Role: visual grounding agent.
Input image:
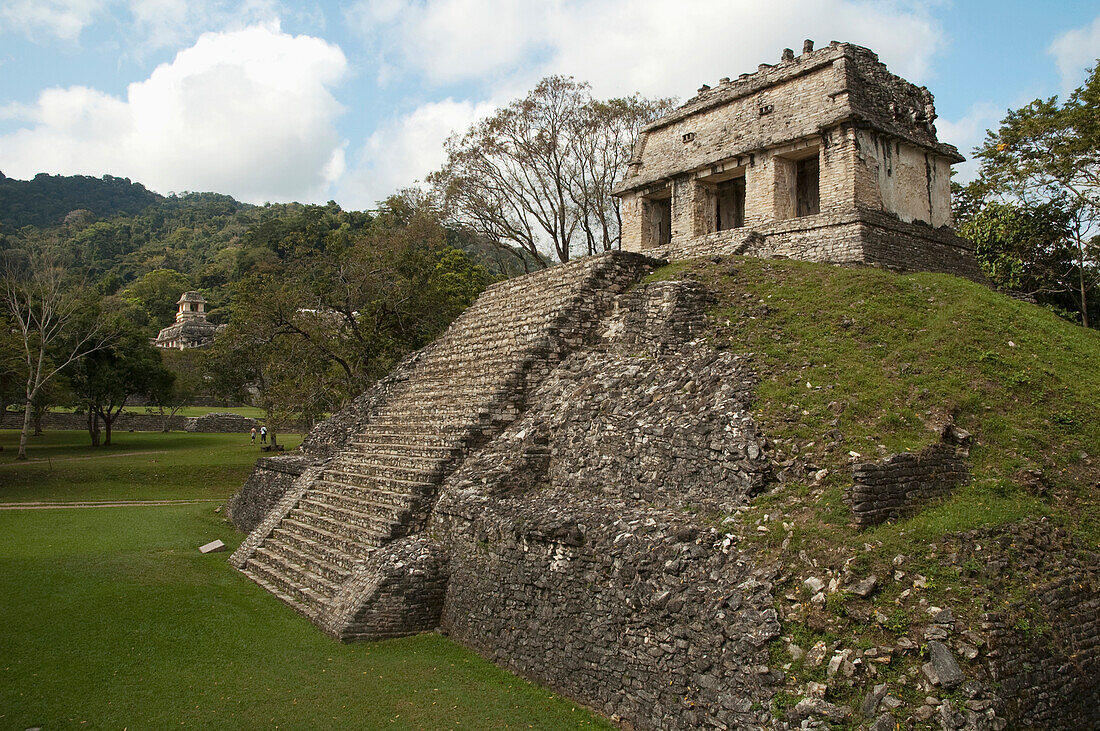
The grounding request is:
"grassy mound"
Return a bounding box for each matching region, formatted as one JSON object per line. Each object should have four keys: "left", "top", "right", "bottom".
{"left": 650, "top": 257, "right": 1099, "bottom": 725}
{"left": 649, "top": 256, "right": 1099, "bottom": 546}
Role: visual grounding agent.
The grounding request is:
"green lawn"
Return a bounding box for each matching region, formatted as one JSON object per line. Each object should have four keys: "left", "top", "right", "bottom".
{"left": 0, "top": 432, "right": 609, "bottom": 728}
{"left": 0, "top": 431, "right": 303, "bottom": 502}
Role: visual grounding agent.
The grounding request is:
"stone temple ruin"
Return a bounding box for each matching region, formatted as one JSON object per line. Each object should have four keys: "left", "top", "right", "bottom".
{"left": 614, "top": 40, "right": 982, "bottom": 279}
{"left": 227, "top": 43, "right": 1097, "bottom": 731}
{"left": 154, "top": 291, "right": 219, "bottom": 349}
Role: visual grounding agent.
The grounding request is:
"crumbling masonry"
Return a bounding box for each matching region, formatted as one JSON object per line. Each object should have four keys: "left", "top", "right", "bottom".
{"left": 613, "top": 40, "right": 982, "bottom": 278}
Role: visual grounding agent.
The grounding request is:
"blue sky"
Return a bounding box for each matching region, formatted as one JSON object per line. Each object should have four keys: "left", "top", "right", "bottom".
{"left": 1, "top": 1, "right": 1098, "bottom": 210}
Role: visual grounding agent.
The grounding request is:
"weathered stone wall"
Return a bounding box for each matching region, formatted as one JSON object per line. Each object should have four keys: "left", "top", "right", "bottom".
{"left": 643, "top": 209, "right": 982, "bottom": 281}
{"left": 624, "top": 43, "right": 848, "bottom": 190}
{"left": 0, "top": 410, "right": 258, "bottom": 433}
{"left": 324, "top": 535, "right": 449, "bottom": 642}
{"left": 845, "top": 44, "right": 944, "bottom": 150}
{"left": 858, "top": 209, "right": 984, "bottom": 280}
{"left": 226, "top": 455, "right": 317, "bottom": 533}
{"left": 947, "top": 521, "right": 1100, "bottom": 731}
{"left": 435, "top": 498, "right": 781, "bottom": 730}
{"left": 854, "top": 130, "right": 953, "bottom": 227}
{"left": 846, "top": 443, "right": 969, "bottom": 527}
{"left": 416, "top": 282, "right": 780, "bottom": 729}
{"left": 184, "top": 412, "right": 260, "bottom": 433}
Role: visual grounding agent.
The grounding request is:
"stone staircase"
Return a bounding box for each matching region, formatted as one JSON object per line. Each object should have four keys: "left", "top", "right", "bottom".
{"left": 230, "top": 252, "right": 656, "bottom": 631}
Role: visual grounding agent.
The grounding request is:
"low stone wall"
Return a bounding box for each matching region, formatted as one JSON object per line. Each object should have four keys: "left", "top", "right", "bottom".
{"left": 859, "top": 209, "right": 985, "bottom": 281}
{"left": 184, "top": 412, "right": 260, "bottom": 433}
{"left": 946, "top": 521, "right": 1100, "bottom": 731}
{"left": 226, "top": 455, "right": 318, "bottom": 533}
{"left": 1, "top": 411, "right": 189, "bottom": 432}
{"left": 846, "top": 443, "right": 968, "bottom": 527}
{"left": 1, "top": 410, "right": 267, "bottom": 434}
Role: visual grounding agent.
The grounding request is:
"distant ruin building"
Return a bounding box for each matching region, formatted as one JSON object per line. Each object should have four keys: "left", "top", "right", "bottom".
{"left": 613, "top": 40, "right": 981, "bottom": 278}
{"left": 154, "top": 291, "right": 219, "bottom": 349}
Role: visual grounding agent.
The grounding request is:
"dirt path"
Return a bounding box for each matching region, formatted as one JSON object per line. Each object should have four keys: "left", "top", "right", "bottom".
{"left": 0, "top": 499, "right": 224, "bottom": 510}
{"left": 0, "top": 450, "right": 169, "bottom": 467}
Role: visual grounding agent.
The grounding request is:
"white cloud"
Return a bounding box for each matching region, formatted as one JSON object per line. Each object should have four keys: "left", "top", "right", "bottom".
{"left": 337, "top": 97, "right": 496, "bottom": 209}
{"left": 338, "top": 0, "right": 946, "bottom": 207}
{"left": 0, "top": 0, "right": 104, "bottom": 41}
{"left": 1049, "top": 13, "right": 1100, "bottom": 94}
{"left": 0, "top": 23, "right": 348, "bottom": 203}
{"left": 346, "top": 0, "right": 943, "bottom": 98}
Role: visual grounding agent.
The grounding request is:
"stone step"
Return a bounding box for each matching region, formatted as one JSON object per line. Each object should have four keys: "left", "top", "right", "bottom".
{"left": 321, "top": 466, "right": 442, "bottom": 492}
{"left": 336, "top": 448, "right": 458, "bottom": 470}
{"left": 345, "top": 439, "right": 462, "bottom": 457}
{"left": 244, "top": 553, "right": 329, "bottom": 611}
{"left": 252, "top": 545, "right": 341, "bottom": 599}
{"left": 269, "top": 523, "right": 373, "bottom": 571}
{"left": 240, "top": 566, "right": 318, "bottom": 619}
{"left": 307, "top": 485, "right": 413, "bottom": 521}
{"left": 262, "top": 534, "right": 351, "bottom": 584}
{"left": 351, "top": 431, "right": 464, "bottom": 449}
{"left": 287, "top": 502, "right": 400, "bottom": 543}
{"left": 280, "top": 516, "right": 386, "bottom": 555}
{"left": 313, "top": 478, "right": 432, "bottom": 510}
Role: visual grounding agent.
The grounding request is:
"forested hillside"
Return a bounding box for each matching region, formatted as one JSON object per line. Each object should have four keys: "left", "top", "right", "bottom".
{"left": 0, "top": 172, "right": 163, "bottom": 230}
{"left": 0, "top": 173, "right": 532, "bottom": 451}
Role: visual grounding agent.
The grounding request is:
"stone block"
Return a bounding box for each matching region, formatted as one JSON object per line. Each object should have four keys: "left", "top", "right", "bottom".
{"left": 199, "top": 539, "right": 226, "bottom": 554}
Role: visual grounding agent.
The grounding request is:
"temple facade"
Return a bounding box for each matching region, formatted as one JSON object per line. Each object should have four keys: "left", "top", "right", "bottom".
{"left": 613, "top": 40, "right": 981, "bottom": 278}
{"left": 154, "top": 291, "right": 219, "bottom": 349}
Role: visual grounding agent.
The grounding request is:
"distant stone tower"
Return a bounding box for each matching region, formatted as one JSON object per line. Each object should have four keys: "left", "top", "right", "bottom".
{"left": 154, "top": 291, "right": 219, "bottom": 349}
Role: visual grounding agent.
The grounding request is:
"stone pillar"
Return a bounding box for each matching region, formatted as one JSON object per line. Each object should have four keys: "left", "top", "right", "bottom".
{"left": 820, "top": 128, "right": 856, "bottom": 215}
{"left": 619, "top": 192, "right": 644, "bottom": 253}
{"left": 743, "top": 154, "right": 774, "bottom": 227}
{"left": 670, "top": 175, "right": 699, "bottom": 245}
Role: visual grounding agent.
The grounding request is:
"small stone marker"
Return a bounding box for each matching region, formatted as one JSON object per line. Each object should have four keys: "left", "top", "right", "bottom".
{"left": 199, "top": 539, "right": 226, "bottom": 554}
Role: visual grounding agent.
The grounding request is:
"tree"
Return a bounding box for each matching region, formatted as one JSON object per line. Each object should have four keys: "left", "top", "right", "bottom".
{"left": 68, "top": 312, "right": 173, "bottom": 446}
{"left": 957, "top": 197, "right": 1096, "bottom": 319}
{"left": 973, "top": 60, "right": 1100, "bottom": 326}
{"left": 121, "top": 268, "right": 193, "bottom": 330}
{"left": 431, "top": 77, "right": 674, "bottom": 267}
{"left": 0, "top": 308, "right": 24, "bottom": 420}
{"left": 205, "top": 193, "right": 491, "bottom": 433}
{"left": 148, "top": 349, "right": 204, "bottom": 431}
{"left": 2, "top": 241, "right": 111, "bottom": 459}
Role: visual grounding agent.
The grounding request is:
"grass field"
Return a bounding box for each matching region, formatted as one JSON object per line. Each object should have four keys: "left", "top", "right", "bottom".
{"left": 0, "top": 430, "right": 303, "bottom": 502}
{"left": 0, "top": 431, "right": 609, "bottom": 729}
{"left": 12, "top": 405, "right": 269, "bottom": 418}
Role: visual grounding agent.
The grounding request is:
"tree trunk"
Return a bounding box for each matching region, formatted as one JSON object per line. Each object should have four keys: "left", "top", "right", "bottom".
{"left": 18, "top": 398, "right": 32, "bottom": 460}
{"left": 102, "top": 410, "right": 115, "bottom": 446}
{"left": 1078, "top": 243, "right": 1089, "bottom": 328}
{"left": 87, "top": 408, "right": 100, "bottom": 448}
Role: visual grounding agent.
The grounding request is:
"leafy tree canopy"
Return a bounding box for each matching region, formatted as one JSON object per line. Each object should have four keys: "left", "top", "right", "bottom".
{"left": 969, "top": 59, "right": 1100, "bottom": 326}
